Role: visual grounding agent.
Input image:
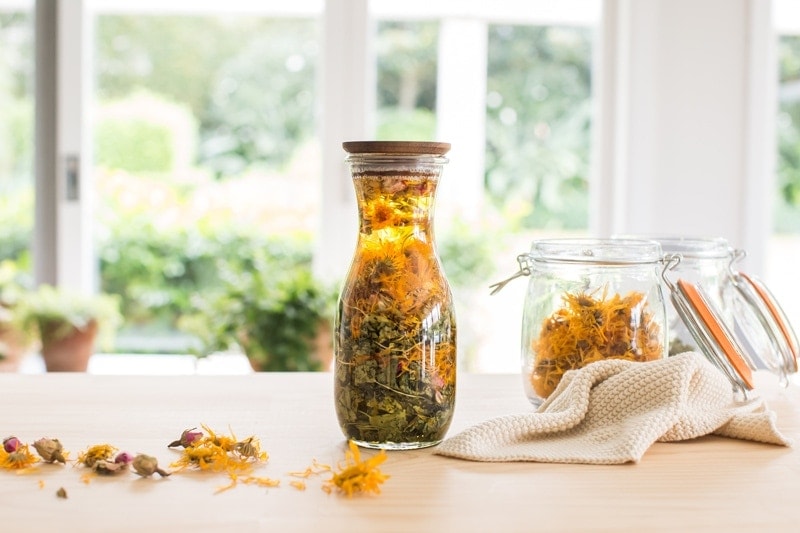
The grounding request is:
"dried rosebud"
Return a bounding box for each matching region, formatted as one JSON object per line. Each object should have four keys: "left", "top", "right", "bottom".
{"left": 168, "top": 428, "right": 203, "bottom": 448}
{"left": 33, "top": 438, "right": 67, "bottom": 464}
{"left": 114, "top": 452, "right": 134, "bottom": 465}
{"left": 3, "top": 436, "right": 21, "bottom": 453}
{"left": 132, "top": 454, "right": 170, "bottom": 478}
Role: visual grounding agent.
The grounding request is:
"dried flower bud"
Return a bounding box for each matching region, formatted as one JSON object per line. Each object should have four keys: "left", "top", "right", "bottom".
{"left": 93, "top": 459, "right": 128, "bottom": 475}
{"left": 168, "top": 428, "right": 203, "bottom": 448}
{"left": 33, "top": 438, "right": 67, "bottom": 464}
{"left": 3, "top": 436, "right": 21, "bottom": 453}
{"left": 132, "top": 454, "right": 170, "bottom": 478}
{"left": 114, "top": 452, "right": 134, "bottom": 465}
{"left": 56, "top": 487, "right": 68, "bottom": 499}
{"left": 234, "top": 437, "right": 260, "bottom": 459}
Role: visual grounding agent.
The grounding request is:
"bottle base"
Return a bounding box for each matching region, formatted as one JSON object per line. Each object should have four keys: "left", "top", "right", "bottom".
{"left": 350, "top": 438, "right": 443, "bottom": 451}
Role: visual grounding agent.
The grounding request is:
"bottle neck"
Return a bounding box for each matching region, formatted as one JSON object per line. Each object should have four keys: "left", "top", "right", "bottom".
{"left": 352, "top": 174, "right": 439, "bottom": 236}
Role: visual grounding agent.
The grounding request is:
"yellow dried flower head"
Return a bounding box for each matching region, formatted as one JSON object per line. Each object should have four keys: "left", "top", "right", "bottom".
{"left": 170, "top": 425, "right": 268, "bottom": 476}
{"left": 77, "top": 444, "right": 117, "bottom": 468}
{"left": 323, "top": 441, "right": 389, "bottom": 497}
{"left": 0, "top": 443, "right": 39, "bottom": 471}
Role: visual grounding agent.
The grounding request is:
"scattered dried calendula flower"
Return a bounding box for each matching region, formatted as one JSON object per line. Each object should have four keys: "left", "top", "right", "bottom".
{"left": 1, "top": 442, "right": 39, "bottom": 471}
{"left": 170, "top": 425, "right": 270, "bottom": 494}
{"left": 132, "top": 454, "right": 170, "bottom": 478}
{"left": 323, "top": 441, "right": 389, "bottom": 497}
{"left": 216, "top": 474, "right": 281, "bottom": 494}
{"left": 288, "top": 459, "right": 332, "bottom": 479}
{"left": 77, "top": 444, "right": 117, "bottom": 469}
{"left": 290, "top": 480, "right": 307, "bottom": 491}
{"left": 170, "top": 425, "right": 268, "bottom": 475}
{"left": 33, "top": 438, "right": 67, "bottom": 464}
{"left": 56, "top": 487, "right": 67, "bottom": 499}
{"left": 38, "top": 480, "right": 45, "bottom": 489}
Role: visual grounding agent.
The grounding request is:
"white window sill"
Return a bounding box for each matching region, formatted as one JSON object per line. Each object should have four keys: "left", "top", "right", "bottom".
{"left": 17, "top": 352, "right": 254, "bottom": 375}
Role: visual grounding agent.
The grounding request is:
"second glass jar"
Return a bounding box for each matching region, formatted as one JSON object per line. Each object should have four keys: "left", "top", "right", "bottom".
{"left": 520, "top": 238, "right": 668, "bottom": 406}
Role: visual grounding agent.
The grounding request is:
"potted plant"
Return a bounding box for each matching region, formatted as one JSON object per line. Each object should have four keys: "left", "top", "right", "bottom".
{"left": 181, "top": 253, "right": 335, "bottom": 372}
{"left": 19, "top": 285, "right": 122, "bottom": 372}
{"left": 0, "top": 260, "right": 37, "bottom": 372}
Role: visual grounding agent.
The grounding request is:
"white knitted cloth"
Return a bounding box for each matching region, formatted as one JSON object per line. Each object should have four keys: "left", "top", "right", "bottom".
{"left": 436, "top": 352, "right": 791, "bottom": 464}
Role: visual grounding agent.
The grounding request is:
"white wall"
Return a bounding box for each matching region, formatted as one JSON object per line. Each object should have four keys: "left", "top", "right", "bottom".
{"left": 596, "top": 0, "right": 774, "bottom": 274}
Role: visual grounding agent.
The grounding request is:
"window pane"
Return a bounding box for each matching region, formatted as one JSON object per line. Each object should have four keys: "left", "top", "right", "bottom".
{"left": 372, "top": 10, "right": 596, "bottom": 371}
{"left": 486, "top": 24, "right": 593, "bottom": 232}
{"left": 0, "top": 7, "right": 35, "bottom": 327}
{"left": 375, "top": 20, "right": 439, "bottom": 141}
{"left": 768, "top": 34, "right": 800, "bottom": 332}
{"left": 93, "top": 13, "right": 321, "bottom": 353}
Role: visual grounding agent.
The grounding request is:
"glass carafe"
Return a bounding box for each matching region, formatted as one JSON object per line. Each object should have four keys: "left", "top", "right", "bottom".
{"left": 334, "top": 141, "right": 456, "bottom": 450}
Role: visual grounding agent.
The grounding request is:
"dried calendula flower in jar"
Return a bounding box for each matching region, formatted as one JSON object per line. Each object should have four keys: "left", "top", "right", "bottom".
{"left": 33, "top": 438, "right": 67, "bottom": 464}
{"left": 530, "top": 289, "right": 664, "bottom": 399}
{"left": 512, "top": 239, "right": 668, "bottom": 406}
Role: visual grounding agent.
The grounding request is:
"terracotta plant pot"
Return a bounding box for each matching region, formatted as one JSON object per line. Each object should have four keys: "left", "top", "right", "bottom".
{"left": 40, "top": 320, "right": 99, "bottom": 372}
{"left": 0, "top": 323, "right": 36, "bottom": 372}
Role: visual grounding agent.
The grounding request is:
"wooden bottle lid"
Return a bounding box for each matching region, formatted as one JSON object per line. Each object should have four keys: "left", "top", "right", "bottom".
{"left": 342, "top": 141, "right": 451, "bottom": 156}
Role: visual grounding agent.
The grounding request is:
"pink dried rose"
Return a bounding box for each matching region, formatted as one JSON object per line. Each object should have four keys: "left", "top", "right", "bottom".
{"left": 168, "top": 428, "right": 203, "bottom": 448}
{"left": 114, "top": 452, "right": 134, "bottom": 465}
{"left": 3, "top": 436, "right": 21, "bottom": 453}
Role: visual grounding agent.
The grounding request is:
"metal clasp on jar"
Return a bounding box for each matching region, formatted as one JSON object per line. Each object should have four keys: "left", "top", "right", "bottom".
{"left": 489, "top": 254, "right": 534, "bottom": 295}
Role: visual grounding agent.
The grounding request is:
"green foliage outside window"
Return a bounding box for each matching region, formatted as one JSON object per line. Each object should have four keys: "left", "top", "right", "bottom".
{"left": 777, "top": 35, "right": 800, "bottom": 232}
{"left": 486, "top": 25, "right": 593, "bottom": 230}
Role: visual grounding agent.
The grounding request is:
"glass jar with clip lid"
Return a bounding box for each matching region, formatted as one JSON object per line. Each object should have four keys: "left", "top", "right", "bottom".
{"left": 660, "top": 250, "right": 799, "bottom": 395}
{"left": 492, "top": 238, "right": 668, "bottom": 406}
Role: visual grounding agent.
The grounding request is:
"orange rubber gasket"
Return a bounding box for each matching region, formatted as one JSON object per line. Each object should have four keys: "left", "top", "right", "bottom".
{"left": 678, "top": 279, "right": 755, "bottom": 389}
{"left": 739, "top": 272, "right": 799, "bottom": 370}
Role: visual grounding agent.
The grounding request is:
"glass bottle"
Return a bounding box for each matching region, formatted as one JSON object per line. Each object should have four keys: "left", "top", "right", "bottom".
{"left": 334, "top": 141, "right": 456, "bottom": 450}
{"left": 518, "top": 238, "right": 667, "bottom": 406}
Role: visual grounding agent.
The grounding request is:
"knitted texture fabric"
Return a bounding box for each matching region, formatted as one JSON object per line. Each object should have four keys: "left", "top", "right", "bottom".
{"left": 435, "top": 352, "right": 791, "bottom": 464}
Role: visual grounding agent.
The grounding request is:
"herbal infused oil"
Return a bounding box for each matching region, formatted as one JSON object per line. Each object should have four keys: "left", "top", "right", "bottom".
{"left": 335, "top": 141, "right": 456, "bottom": 450}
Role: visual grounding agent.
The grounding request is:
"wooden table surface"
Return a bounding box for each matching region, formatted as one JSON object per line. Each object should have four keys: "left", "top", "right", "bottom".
{"left": 1, "top": 371, "right": 799, "bottom": 532}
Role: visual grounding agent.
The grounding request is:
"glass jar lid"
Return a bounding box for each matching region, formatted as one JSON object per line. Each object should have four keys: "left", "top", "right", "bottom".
{"left": 726, "top": 250, "right": 799, "bottom": 379}
{"left": 662, "top": 255, "right": 754, "bottom": 394}
{"left": 490, "top": 238, "right": 663, "bottom": 295}
{"left": 528, "top": 238, "right": 663, "bottom": 265}
{"left": 649, "top": 236, "right": 731, "bottom": 260}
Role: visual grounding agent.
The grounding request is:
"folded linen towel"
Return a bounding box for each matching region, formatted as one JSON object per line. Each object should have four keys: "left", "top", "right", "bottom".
{"left": 435, "top": 352, "right": 791, "bottom": 464}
